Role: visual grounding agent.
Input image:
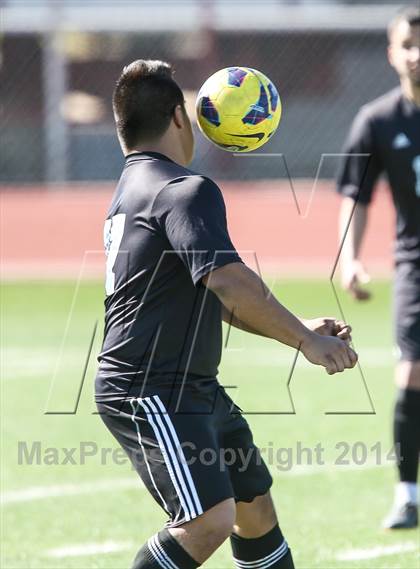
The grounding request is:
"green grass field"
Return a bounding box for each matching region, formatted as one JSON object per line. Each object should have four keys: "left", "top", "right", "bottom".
{"left": 1, "top": 279, "right": 419, "bottom": 569}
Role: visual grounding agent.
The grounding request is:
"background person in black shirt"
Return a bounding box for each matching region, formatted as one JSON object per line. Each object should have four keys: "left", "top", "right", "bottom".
{"left": 96, "top": 59, "right": 357, "bottom": 569}
{"left": 337, "top": 7, "right": 420, "bottom": 530}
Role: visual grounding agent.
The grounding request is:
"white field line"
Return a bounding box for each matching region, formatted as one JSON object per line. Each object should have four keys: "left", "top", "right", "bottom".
{"left": 44, "top": 539, "right": 419, "bottom": 561}
{"left": 1, "top": 348, "right": 84, "bottom": 381}
{"left": 2, "top": 346, "right": 394, "bottom": 382}
{"left": 2, "top": 457, "right": 391, "bottom": 506}
{"left": 1, "top": 477, "right": 141, "bottom": 505}
{"left": 46, "top": 541, "right": 133, "bottom": 558}
{"left": 336, "top": 543, "right": 419, "bottom": 561}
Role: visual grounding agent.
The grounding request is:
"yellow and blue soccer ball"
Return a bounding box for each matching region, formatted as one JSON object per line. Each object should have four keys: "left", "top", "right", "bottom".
{"left": 195, "top": 67, "right": 282, "bottom": 152}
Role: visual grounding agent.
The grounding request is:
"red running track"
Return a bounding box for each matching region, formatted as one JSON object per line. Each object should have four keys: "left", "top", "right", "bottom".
{"left": 0, "top": 180, "right": 394, "bottom": 280}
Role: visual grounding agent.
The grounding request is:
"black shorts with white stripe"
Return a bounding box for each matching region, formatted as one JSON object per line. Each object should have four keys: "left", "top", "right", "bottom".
{"left": 394, "top": 261, "right": 420, "bottom": 361}
{"left": 96, "top": 379, "right": 273, "bottom": 527}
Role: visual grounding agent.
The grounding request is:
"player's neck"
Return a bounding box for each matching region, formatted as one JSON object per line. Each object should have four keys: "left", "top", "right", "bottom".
{"left": 126, "top": 141, "right": 187, "bottom": 166}
{"left": 127, "top": 145, "right": 171, "bottom": 161}
{"left": 400, "top": 78, "right": 420, "bottom": 107}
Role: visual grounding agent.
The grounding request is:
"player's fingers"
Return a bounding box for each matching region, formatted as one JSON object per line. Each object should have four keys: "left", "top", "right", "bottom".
{"left": 337, "top": 334, "right": 351, "bottom": 346}
{"left": 357, "top": 268, "right": 371, "bottom": 284}
{"left": 334, "top": 319, "right": 349, "bottom": 332}
{"left": 318, "top": 318, "right": 335, "bottom": 335}
{"left": 336, "top": 325, "right": 352, "bottom": 341}
{"left": 347, "top": 286, "right": 356, "bottom": 298}
{"left": 324, "top": 320, "right": 336, "bottom": 335}
{"left": 337, "top": 339, "right": 358, "bottom": 368}
{"left": 351, "top": 283, "right": 371, "bottom": 301}
{"left": 334, "top": 340, "right": 354, "bottom": 371}
{"left": 335, "top": 353, "right": 346, "bottom": 372}
{"left": 340, "top": 345, "right": 354, "bottom": 368}
{"left": 325, "top": 355, "right": 338, "bottom": 375}
{"left": 355, "top": 289, "right": 371, "bottom": 301}
{"left": 348, "top": 278, "right": 361, "bottom": 297}
{"left": 337, "top": 332, "right": 351, "bottom": 344}
{"left": 348, "top": 346, "right": 358, "bottom": 367}
{"left": 326, "top": 353, "right": 344, "bottom": 375}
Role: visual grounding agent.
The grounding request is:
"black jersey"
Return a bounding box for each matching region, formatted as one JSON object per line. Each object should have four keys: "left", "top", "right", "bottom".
{"left": 95, "top": 152, "right": 242, "bottom": 401}
{"left": 337, "top": 87, "right": 420, "bottom": 264}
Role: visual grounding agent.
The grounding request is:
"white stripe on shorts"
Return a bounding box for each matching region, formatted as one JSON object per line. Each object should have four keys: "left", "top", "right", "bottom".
{"left": 129, "top": 399, "right": 170, "bottom": 514}
{"left": 153, "top": 395, "right": 203, "bottom": 516}
{"left": 138, "top": 397, "right": 197, "bottom": 521}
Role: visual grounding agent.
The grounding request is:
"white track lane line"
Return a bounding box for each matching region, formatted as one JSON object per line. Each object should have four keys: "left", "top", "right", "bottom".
{"left": 2, "top": 457, "right": 390, "bottom": 506}
{"left": 1, "top": 477, "right": 141, "bottom": 505}
{"left": 46, "top": 541, "right": 133, "bottom": 558}
{"left": 336, "top": 543, "right": 419, "bottom": 561}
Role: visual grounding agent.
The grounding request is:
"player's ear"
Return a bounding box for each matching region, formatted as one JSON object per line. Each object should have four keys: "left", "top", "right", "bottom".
{"left": 172, "top": 105, "right": 185, "bottom": 129}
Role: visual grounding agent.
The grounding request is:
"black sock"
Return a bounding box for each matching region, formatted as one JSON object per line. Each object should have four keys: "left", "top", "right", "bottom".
{"left": 230, "top": 524, "right": 294, "bottom": 569}
{"left": 132, "top": 528, "right": 200, "bottom": 569}
{"left": 394, "top": 388, "right": 420, "bottom": 484}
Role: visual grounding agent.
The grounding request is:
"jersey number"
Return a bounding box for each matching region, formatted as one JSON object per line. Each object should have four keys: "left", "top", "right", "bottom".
{"left": 104, "top": 214, "right": 126, "bottom": 295}
{"left": 413, "top": 155, "right": 420, "bottom": 198}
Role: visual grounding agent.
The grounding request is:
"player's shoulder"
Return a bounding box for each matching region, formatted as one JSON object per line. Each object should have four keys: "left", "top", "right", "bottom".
{"left": 125, "top": 152, "right": 219, "bottom": 196}
{"left": 152, "top": 161, "right": 223, "bottom": 214}
{"left": 168, "top": 172, "right": 219, "bottom": 193}
{"left": 160, "top": 172, "right": 221, "bottom": 205}
{"left": 358, "top": 87, "right": 402, "bottom": 123}
{"left": 152, "top": 155, "right": 220, "bottom": 196}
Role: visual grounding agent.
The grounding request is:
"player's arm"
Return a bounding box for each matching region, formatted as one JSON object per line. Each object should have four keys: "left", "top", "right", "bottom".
{"left": 339, "top": 197, "right": 371, "bottom": 300}
{"left": 337, "top": 106, "right": 382, "bottom": 301}
{"left": 203, "top": 262, "right": 357, "bottom": 375}
{"left": 156, "top": 175, "right": 356, "bottom": 373}
{"left": 221, "top": 304, "right": 351, "bottom": 342}
{"left": 221, "top": 304, "right": 268, "bottom": 337}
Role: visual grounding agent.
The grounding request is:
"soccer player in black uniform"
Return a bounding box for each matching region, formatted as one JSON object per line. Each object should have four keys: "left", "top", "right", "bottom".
{"left": 96, "top": 60, "right": 358, "bottom": 568}
{"left": 337, "top": 7, "right": 420, "bottom": 530}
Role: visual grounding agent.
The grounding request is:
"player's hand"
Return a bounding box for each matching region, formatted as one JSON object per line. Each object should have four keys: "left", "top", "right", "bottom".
{"left": 300, "top": 331, "right": 358, "bottom": 375}
{"left": 303, "top": 317, "right": 352, "bottom": 344}
{"left": 341, "top": 260, "right": 371, "bottom": 301}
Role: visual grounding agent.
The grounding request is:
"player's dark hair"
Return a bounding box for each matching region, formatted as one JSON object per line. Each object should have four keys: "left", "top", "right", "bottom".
{"left": 388, "top": 6, "right": 420, "bottom": 41}
{"left": 113, "top": 59, "right": 185, "bottom": 149}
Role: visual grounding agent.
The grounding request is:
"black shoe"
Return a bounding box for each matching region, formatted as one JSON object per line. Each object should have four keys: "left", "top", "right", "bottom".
{"left": 382, "top": 503, "right": 418, "bottom": 529}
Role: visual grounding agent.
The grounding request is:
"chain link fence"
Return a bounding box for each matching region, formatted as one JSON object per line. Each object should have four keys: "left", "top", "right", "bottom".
{"left": 0, "top": 1, "right": 409, "bottom": 182}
